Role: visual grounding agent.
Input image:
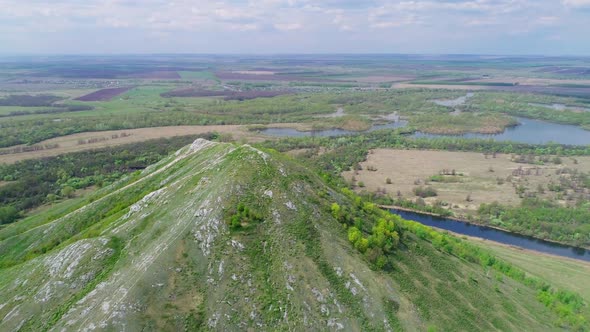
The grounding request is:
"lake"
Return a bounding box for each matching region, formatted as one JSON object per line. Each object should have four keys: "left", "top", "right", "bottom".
{"left": 390, "top": 208, "right": 590, "bottom": 262}
{"left": 413, "top": 117, "right": 590, "bottom": 145}
{"left": 260, "top": 116, "right": 589, "bottom": 146}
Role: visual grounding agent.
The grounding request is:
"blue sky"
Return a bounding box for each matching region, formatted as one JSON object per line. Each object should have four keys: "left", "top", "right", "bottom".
{"left": 1, "top": 0, "right": 590, "bottom": 55}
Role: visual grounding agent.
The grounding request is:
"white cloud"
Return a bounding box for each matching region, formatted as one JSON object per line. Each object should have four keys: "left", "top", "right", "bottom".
{"left": 0, "top": 0, "right": 587, "bottom": 54}
{"left": 274, "top": 23, "right": 303, "bottom": 31}
{"left": 536, "top": 16, "right": 560, "bottom": 25}
{"left": 563, "top": 0, "right": 590, "bottom": 8}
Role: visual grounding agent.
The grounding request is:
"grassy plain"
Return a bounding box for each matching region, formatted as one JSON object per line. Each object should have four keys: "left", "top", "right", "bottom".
{"left": 178, "top": 70, "right": 219, "bottom": 81}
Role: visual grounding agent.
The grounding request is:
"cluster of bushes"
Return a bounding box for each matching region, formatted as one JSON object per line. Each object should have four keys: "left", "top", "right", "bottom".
{"left": 390, "top": 198, "right": 453, "bottom": 217}
{"left": 227, "top": 202, "right": 263, "bottom": 230}
{"left": 0, "top": 206, "right": 19, "bottom": 225}
{"left": 331, "top": 188, "right": 400, "bottom": 269}
{"left": 429, "top": 174, "right": 462, "bottom": 183}
{"left": 413, "top": 186, "right": 438, "bottom": 198}
{"left": 0, "top": 143, "right": 60, "bottom": 156}
{"left": 346, "top": 218, "right": 399, "bottom": 269}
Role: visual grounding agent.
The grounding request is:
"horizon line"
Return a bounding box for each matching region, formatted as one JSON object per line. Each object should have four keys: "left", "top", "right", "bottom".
{"left": 0, "top": 52, "right": 589, "bottom": 58}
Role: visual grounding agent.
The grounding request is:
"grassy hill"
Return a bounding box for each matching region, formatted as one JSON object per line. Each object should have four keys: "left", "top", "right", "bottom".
{"left": 0, "top": 139, "right": 586, "bottom": 331}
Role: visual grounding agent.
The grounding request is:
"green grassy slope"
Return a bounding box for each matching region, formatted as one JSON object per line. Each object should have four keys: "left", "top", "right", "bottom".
{"left": 0, "top": 139, "right": 582, "bottom": 331}
{"left": 472, "top": 239, "right": 590, "bottom": 303}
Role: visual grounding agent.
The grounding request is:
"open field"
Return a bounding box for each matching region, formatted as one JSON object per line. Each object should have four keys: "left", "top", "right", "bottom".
{"left": 351, "top": 75, "right": 415, "bottom": 83}
{"left": 343, "top": 149, "right": 590, "bottom": 214}
{"left": 177, "top": 70, "right": 218, "bottom": 80}
{"left": 75, "top": 86, "right": 134, "bottom": 101}
{"left": 128, "top": 70, "right": 181, "bottom": 79}
{"left": 215, "top": 71, "right": 355, "bottom": 82}
{"left": 0, "top": 124, "right": 264, "bottom": 164}
{"left": 161, "top": 88, "right": 291, "bottom": 100}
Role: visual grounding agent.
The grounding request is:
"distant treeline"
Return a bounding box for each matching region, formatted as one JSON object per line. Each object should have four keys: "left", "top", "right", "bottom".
{"left": 411, "top": 81, "right": 517, "bottom": 86}
{"left": 161, "top": 88, "right": 291, "bottom": 100}
{"left": 479, "top": 198, "right": 590, "bottom": 248}
{"left": 0, "top": 94, "right": 64, "bottom": 107}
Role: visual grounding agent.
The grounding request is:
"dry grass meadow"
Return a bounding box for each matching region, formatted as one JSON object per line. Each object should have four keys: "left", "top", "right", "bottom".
{"left": 0, "top": 124, "right": 266, "bottom": 164}
{"left": 343, "top": 149, "right": 590, "bottom": 215}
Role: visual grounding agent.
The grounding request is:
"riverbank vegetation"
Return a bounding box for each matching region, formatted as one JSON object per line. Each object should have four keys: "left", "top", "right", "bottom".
{"left": 465, "top": 92, "right": 590, "bottom": 129}
{"left": 478, "top": 199, "right": 590, "bottom": 248}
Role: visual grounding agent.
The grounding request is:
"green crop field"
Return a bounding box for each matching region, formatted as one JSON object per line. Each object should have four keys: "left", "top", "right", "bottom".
{"left": 178, "top": 70, "right": 219, "bottom": 81}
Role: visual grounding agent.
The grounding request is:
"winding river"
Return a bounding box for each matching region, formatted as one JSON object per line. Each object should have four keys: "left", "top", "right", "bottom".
{"left": 390, "top": 208, "right": 590, "bottom": 262}
{"left": 261, "top": 116, "right": 590, "bottom": 145}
